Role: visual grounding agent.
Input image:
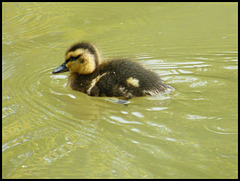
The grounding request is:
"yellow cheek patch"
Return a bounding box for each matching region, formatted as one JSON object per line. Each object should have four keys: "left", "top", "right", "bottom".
{"left": 66, "top": 59, "right": 95, "bottom": 74}
{"left": 66, "top": 61, "right": 80, "bottom": 73}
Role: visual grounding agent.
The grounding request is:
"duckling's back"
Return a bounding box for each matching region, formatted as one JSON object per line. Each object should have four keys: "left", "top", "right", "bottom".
{"left": 89, "top": 59, "right": 173, "bottom": 98}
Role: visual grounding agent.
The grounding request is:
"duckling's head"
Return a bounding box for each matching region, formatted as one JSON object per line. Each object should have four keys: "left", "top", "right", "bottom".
{"left": 52, "top": 42, "right": 100, "bottom": 75}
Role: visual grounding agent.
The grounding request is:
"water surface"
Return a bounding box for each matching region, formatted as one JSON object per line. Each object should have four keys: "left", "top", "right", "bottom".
{"left": 2, "top": 2, "right": 238, "bottom": 179}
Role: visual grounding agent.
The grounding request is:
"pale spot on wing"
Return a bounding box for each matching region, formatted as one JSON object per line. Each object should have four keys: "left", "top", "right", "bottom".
{"left": 126, "top": 77, "right": 139, "bottom": 87}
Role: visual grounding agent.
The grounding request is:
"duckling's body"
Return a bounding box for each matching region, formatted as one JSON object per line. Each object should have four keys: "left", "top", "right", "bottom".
{"left": 52, "top": 42, "right": 174, "bottom": 98}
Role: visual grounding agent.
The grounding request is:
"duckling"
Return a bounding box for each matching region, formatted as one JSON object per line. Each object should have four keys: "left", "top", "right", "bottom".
{"left": 52, "top": 42, "right": 174, "bottom": 99}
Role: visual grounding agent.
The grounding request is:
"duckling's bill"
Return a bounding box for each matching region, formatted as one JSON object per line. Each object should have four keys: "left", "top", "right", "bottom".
{"left": 52, "top": 62, "right": 69, "bottom": 74}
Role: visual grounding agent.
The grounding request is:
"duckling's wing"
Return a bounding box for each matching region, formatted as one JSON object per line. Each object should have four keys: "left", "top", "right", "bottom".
{"left": 96, "top": 59, "right": 174, "bottom": 98}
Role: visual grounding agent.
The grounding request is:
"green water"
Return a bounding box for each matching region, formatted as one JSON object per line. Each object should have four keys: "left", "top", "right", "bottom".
{"left": 2, "top": 2, "right": 238, "bottom": 179}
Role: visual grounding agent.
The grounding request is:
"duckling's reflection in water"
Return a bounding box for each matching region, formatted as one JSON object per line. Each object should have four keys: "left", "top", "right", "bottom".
{"left": 52, "top": 42, "right": 174, "bottom": 99}
{"left": 105, "top": 97, "right": 130, "bottom": 106}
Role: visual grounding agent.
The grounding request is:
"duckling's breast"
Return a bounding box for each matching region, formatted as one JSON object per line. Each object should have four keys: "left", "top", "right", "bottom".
{"left": 68, "top": 73, "right": 95, "bottom": 94}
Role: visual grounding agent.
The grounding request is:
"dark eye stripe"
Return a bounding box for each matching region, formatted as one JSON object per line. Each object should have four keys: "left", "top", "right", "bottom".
{"left": 75, "top": 55, "right": 80, "bottom": 59}
{"left": 66, "top": 55, "right": 81, "bottom": 63}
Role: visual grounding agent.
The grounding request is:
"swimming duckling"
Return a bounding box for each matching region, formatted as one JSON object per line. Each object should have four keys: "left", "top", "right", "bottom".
{"left": 52, "top": 42, "right": 174, "bottom": 98}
